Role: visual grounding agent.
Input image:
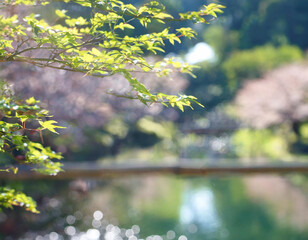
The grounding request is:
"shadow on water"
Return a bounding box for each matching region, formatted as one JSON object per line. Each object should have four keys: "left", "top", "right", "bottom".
{"left": 1, "top": 174, "right": 308, "bottom": 240}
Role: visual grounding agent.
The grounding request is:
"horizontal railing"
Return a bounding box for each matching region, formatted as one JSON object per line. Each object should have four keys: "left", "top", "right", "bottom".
{"left": 1, "top": 161, "right": 308, "bottom": 180}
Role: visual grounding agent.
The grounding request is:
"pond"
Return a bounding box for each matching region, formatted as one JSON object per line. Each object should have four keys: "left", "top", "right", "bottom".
{"left": 1, "top": 173, "right": 308, "bottom": 240}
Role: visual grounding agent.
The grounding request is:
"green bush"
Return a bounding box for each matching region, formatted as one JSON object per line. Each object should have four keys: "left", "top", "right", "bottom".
{"left": 232, "top": 128, "right": 290, "bottom": 159}
{"left": 223, "top": 45, "right": 303, "bottom": 90}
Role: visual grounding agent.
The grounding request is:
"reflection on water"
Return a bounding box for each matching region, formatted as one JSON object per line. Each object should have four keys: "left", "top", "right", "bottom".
{"left": 244, "top": 175, "right": 308, "bottom": 229}
{"left": 180, "top": 188, "right": 220, "bottom": 232}
{"left": 1, "top": 175, "right": 308, "bottom": 240}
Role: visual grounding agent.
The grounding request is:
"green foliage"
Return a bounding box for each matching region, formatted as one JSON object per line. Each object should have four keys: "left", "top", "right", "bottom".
{"left": 232, "top": 128, "right": 290, "bottom": 159}
{"left": 0, "top": 0, "right": 224, "bottom": 213}
{"left": 104, "top": 117, "right": 129, "bottom": 139}
{"left": 231, "top": 0, "right": 308, "bottom": 50}
{"left": 137, "top": 117, "right": 175, "bottom": 140}
{"left": 0, "top": 81, "right": 63, "bottom": 212}
{"left": 0, "top": 187, "right": 39, "bottom": 213}
{"left": 136, "top": 117, "right": 178, "bottom": 156}
{"left": 179, "top": 3, "right": 225, "bottom": 24}
{"left": 0, "top": 0, "right": 224, "bottom": 110}
{"left": 39, "top": 120, "right": 65, "bottom": 134}
{"left": 222, "top": 45, "right": 303, "bottom": 90}
{"left": 300, "top": 123, "right": 308, "bottom": 140}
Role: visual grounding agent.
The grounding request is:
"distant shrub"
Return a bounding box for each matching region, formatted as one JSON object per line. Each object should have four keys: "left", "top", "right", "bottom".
{"left": 232, "top": 128, "right": 290, "bottom": 159}
{"left": 222, "top": 45, "right": 303, "bottom": 89}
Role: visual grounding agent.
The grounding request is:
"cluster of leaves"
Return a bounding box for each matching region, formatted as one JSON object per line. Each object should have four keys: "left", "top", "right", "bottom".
{"left": 0, "top": 187, "right": 39, "bottom": 213}
{"left": 0, "top": 81, "right": 63, "bottom": 212}
{"left": 0, "top": 0, "right": 224, "bottom": 110}
{"left": 179, "top": 3, "right": 224, "bottom": 24}
{"left": 0, "top": 0, "right": 224, "bottom": 213}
